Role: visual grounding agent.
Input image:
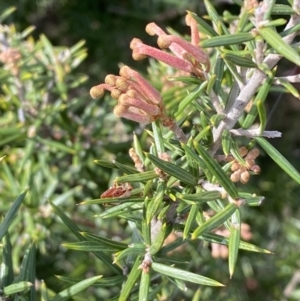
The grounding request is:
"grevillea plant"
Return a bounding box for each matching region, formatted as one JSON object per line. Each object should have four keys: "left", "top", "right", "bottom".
{"left": 64, "top": 0, "right": 300, "bottom": 300}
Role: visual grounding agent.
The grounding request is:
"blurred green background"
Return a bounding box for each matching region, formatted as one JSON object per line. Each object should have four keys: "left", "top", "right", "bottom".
{"left": 1, "top": 0, "right": 300, "bottom": 300}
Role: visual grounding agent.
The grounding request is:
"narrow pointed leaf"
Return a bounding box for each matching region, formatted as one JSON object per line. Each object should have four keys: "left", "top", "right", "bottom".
{"left": 204, "top": 0, "right": 230, "bottom": 35}
{"left": 41, "top": 281, "right": 49, "bottom": 301}
{"left": 239, "top": 192, "right": 265, "bottom": 206}
{"left": 207, "top": 199, "right": 224, "bottom": 213}
{"left": 263, "top": 18, "right": 287, "bottom": 28}
{"left": 213, "top": 56, "right": 225, "bottom": 93}
{"left": 146, "top": 182, "right": 165, "bottom": 224}
{"left": 281, "top": 23, "right": 300, "bottom": 37}
{"left": 200, "top": 232, "right": 272, "bottom": 253}
{"left": 50, "top": 200, "right": 121, "bottom": 274}
{"left": 230, "top": 148, "right": 246, "bottom": 165}
{"left": 50, "top": 276, "right": 102, "bottom": 301}
{"left": 152, "top": 120, "right": 165, "bottom": 154}
{"left": 98, "top": 202, "right": 139, "bottom": 218}
{"left": 242, "top": 74, "right": 273, "bottom": 129}
{"left": 20, "top": 25, "right": 36, "bottom": 38}
{"left": 70, "top": 40, "right": 86, "bottom": 54}
{"left": 258, "top": 27, "right": 300, "bottom": 66}
{"left": 201, "top": 33, "right": 254, "bottom": 48}
{"left": 276, "top": 78, "right": 300, "bottom": 98}
{"left": 235, "top": 9, "right": 251, "bottom": 32}
{"left": 194, "top": 117, "right": 212, "bottom": 141}
{"left": 94, "top": 160, "right": 117, "bottom": 169}
{"left": 186, "top": 144, "right": 200, "bottom": 179}
{"left": 14, "top": 244, "right": 36, "bottom": 283}
{"left": 169, "top": 277, "right": 186, "bottom": 291}
{"left": 116, "top": 171, "right": 157, "bottom": 183}
{"left": 80, "top": 232, "right": 127, "bottom": 250}
{"left": 223, "top": 53, "right": 256, "bottom": 68}
{"left": 0, "top": 6, "right": 16, "bottom": 22}
{"left": 206, "top": 74, "right": 216, "bottom": 94}
{"left": 228, "top": 209, "right": 241, "bottom": 278}
{"left": 147, "top": 154, "right": 197, "bottom": 186}
{"left": 118, "top": 257, "right": 142, "bottom": 301}
{"left": 188, "top": 11, "right": 218, "bottom": 37}
{"left": 55, "top": 275, "right": 125, "bottom": 287}
{"left": 221, "top": 130, "right": 232, "bottom": 157}
{"left": 94, "top": 159, "right": 140, "bottom": 175}
{"left": 63, "top": 241, "right": 123, "bottom": 252}
{"left": 133, "top": 132, "right": 146, "bottom": 164}
{"left": 113, "top": 161, "right": 138, "bottom": 174}
{"left": 142, "top": 214, "right": 151, "bottom": 245}
{"left": 271, "top": 4, "right": 295, "bottom": 15}
{"left": 114, "top": 245, "right": 146, "bottom": 263}
{"left": 152, "top": 262, "right": 224, "bottom": 286}
{"left": 182, "top": 144, "right": 206, "bottom": 170}
{"left": 183, "top": 204, "right": 199, "bottom": 239}
{"left": 149, "top": 222, "right": 169, "bottom": 255}
{"left": 35, "top": 136, "right": 76, "bottom": 154}
{"left": 1, "top": 233, "right": 14, "bottom": 287}
{"left": 223, "top": 58, "right": 244, "bottom": 87}
{"left": 175, "top": 84, "right": 207, "bottom": 118}
{"left": 159, "top": 237, "right": 185, "bottom": 255}
{"left": 177, "top": 191, "right": 222, "bottom": 204}
{"left": 3, "top": 281, "right": 32, "bottom": 296}
{"left": 194, "top": 143, "right": 239, "bottom": 198}
{"left": 257, "top": 99, "right": 267, "bottom": 133}
{"left": 79, "top": 197, "right": 144, "bottom": 206}
{"left": 192, "top": 203, "right": 237, "bottom": 239}
{"left": 256, "top": 137, "right": 300, "bottom": 185}
{"left": 0, "top": 189, "right": 28, "bottom": 241}
{"left": 13, "top": 244, "right": 36, "bottom": 301}
{"left": 139, "top": 271, "right": 150, "bottom": 301}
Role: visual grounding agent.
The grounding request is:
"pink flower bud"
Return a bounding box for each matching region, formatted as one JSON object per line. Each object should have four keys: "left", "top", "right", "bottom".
{"left": 131, "top": 14, "right": 211, "bottom": 77}
{"left": 157, "top": 35, "right": 210, "bottom": 71}
{"left": 130, "top": 39, "right": 197, "bottom": 76}
{"left": 90, "top": 84, "right": 113, "bottom": 99}
{"left": 120, "top": 66, "right": 162, "bottom": 105}
{"left": 91, "top": 66, "right": 165, "bottom": 125}
{"left": 105, "top": 74, "right": 117, "bottom": 86}
{"left": 118, "top": 94, "right": 161, "bottom": 116}
{"left": 114, "top": 105, "right": 154, "bottom": 124}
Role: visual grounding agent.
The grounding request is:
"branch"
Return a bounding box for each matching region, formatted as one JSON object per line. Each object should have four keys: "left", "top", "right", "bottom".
{"left": 210, "top": 4, "right": 300, "bottom": 155}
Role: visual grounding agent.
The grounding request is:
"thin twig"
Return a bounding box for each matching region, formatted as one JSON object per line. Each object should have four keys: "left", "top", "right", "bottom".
{"left": 274, "top": 74, "right": 300, "bottom": 83}
{"left": 230, "top": 128, "right": 282, "bottom": 138}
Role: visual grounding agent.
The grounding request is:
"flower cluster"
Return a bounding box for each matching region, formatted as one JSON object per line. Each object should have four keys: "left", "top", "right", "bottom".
{"left": 90, "top": 65, "right": 164, "bottom": 125}
{"left": 90, "top": 13, "right": 208, "bottom": 142}
{"left": 0, "top": 48, "right": 21, "bottom": 75}
{"left": 228, "top": 147, "right": 261, "bottom": 184}
{"left": 90, "top": 65, "right": 188, "bottom": 142}
{"left": 130, "top": 14, "right": 210, "bottom": 78}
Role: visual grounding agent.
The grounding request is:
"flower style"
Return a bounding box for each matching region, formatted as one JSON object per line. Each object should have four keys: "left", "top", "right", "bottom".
{"left": 130, "top": 14, "right": 210, "bottom": 78}
{"left": 90, "top": 65, "right": 164, "bottom": 125}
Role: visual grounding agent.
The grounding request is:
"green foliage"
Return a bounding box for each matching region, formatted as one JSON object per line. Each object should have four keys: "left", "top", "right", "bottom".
{"left": 0, "top": 6, "right": 130, "bottom": 300}
{"left": 1, "top": 1, "right": 300, "bottom": 301}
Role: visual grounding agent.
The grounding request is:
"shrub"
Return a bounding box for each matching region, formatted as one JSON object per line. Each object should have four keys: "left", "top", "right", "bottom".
{"left": 1, "top": 1, "right": 300, "bottom": 300}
